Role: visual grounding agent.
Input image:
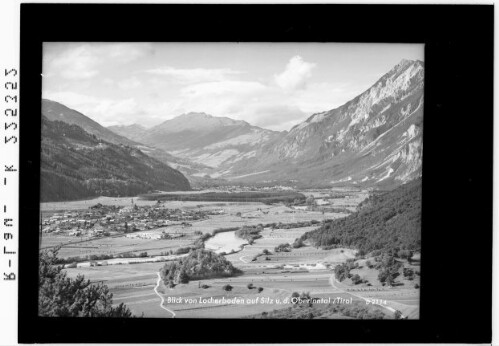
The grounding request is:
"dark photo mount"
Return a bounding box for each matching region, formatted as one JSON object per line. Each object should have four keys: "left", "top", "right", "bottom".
{"left": 19, "top": 3, "right": 492, "bottom": 344}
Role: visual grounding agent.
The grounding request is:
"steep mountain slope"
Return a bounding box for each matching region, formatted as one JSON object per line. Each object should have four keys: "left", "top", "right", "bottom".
{"left": 227, "top": 59, "right": 424, "bottom": 187}
{"left": 40, "top": 117, "right": 191, "bottom": 202}
{"left": 42, "top": 99, "right": 139, "bottom": 146}
{"left": 302, "top": 177, "right": 422, "bottom": 253}
{"left": 137, "top": 112, "right": 283, "bottom": 171}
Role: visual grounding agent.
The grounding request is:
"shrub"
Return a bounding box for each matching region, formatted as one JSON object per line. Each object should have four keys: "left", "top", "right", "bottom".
{"left": 223, "top": 284, "right": 233, "bottom": 291}
{"left": 274, "top": 243, "right": 291, "bottom": 253}
{"left": 247, "top": 283, "right": 254, "bottom": 289}
{"left": 257, "top": 287, "right": 263, "bottom": 293}
{"left": 175, "top": 247, "right": 192, "bottom": 255}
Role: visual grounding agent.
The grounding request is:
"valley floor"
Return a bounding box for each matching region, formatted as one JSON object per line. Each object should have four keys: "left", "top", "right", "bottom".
{"left": 45, "top": 188, "right": 419, "bottom": 319}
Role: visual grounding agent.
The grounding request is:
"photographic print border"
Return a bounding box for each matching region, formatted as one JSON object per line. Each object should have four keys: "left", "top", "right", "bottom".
{"left": 19, "top": 3, "right": 492, "bottom": 343}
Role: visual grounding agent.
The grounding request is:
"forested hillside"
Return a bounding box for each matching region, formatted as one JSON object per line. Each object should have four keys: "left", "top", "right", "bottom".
{"left": 40, "top": 117, "right": 191, "bottom": 202}
{"left": 302, "top": 178, "right": 422, "bottom": 254}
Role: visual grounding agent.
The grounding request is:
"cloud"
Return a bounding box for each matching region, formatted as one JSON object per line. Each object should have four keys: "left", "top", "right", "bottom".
{"left": 170, "top": 79, "right": 328, "bottom": 130}
{"left": 42, "top": 50, "right": 362, "bottom": 131}
{"left": 118, "top": 77, "right": 142, "bottom": 90}
{"left": 42, "top": 90, "right": 143, "bottom": 126}
{"left": 274, "top": 56, "right": 316, "bottom": 90}
{"left": 49, "top": 45, "right": 100, "bottom": 80}
{"left": 44, "top": 43, "right": 153, "bottom": 80}
{"left": 145, "top": 66, "right": 244, "bottom": 84}
{"left": 181, "top": 80, "right": 265, "bottom": 98}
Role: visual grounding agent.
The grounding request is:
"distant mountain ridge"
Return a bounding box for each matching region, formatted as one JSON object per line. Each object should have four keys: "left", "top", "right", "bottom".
{"left": 119, "top": 112, "right": 283, "bottom": 171}
{"left": 40, "top": 116, "right": 191, "bottom": 202}
{"left": 107, "top": 124, "right": 148, "bottom": 142}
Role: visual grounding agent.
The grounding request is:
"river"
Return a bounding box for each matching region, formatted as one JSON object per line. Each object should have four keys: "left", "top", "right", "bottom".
{"left": 204, "top": 231, "right": 247, "bottom": 254}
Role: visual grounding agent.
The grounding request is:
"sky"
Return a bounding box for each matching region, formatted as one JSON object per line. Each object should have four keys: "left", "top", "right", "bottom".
{"left": 42, "top": 43, "right": 423, "bottom": 131}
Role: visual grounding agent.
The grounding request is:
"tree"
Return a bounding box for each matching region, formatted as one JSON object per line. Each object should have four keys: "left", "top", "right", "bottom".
{"left": 257, "top": 287, "right": 264, "bottom": 293}
{"left": 306, "top": 196, "right": 316, "bottom": 207}
{"left": 39, "top": 249, "right": 133, "bottom": 317}
{"left": 394, "top": 310, "right": 402, "bottom": 320}
{"left": 351, "top": 274, "right": 362, "bottom": 285}
{"left": 292, "top": 238, "right": 304, "bottom": 248}
{"left": 177, "top": 270, "right": 189, "bottom": 284}
{"left": 386, "top": 274, "right": 395, "bottom": 286}
{"left": 247, "top": 283, "right": 254, "bottom": 289}
{"left": 223, "top": 284, "right": 233, "bottom": 291}
{"left": 299, "top": 292, "right": 312, "bottom": 307}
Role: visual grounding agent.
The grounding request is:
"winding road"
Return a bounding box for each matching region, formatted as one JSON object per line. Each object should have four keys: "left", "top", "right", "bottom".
{"left": 154, "top": 272, "right": 176, "bottom": 318}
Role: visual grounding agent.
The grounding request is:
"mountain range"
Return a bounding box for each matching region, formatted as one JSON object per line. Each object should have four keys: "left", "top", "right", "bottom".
{"left": 109, "top": 58, "right": 424, "bottom": 187}
{"left": 109, "top": 112, "right": 282, "bottom": 172}
{"left": 41, "top": 58, "right": 424, "bottom": 196}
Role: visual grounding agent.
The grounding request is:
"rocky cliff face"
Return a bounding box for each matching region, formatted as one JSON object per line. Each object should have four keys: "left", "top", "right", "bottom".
{"left": 226, "top": 59, "right": 424, "bottom": 187}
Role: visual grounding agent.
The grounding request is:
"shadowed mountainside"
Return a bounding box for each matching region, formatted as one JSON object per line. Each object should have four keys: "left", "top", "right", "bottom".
{"left": 40, "top": 116, "right": 191, "bottom": 202}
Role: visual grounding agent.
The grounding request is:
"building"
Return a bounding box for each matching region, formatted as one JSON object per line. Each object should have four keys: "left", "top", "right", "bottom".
{"left": 125, "top": 232, "right": 162, "bottom": 240}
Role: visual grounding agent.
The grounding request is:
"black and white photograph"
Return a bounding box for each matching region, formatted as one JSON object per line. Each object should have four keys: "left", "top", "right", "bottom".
{"left": 7, "top": 2, "right": 492, "bottom": 344}
{"left": 38, "top": 42, "right": 424, "bottom": 320}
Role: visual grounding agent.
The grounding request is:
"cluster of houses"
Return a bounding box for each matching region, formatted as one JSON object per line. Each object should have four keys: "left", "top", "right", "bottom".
{"left": 41, "top": 202, "right": 220, "bottom": 238}
{"left": 125, "top": 231, "right": 185, "bottom": 240}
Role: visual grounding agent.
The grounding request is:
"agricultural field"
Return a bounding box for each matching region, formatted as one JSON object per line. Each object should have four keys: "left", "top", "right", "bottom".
{"left": 140, "top": 190, "right": 307, "bottom": 204}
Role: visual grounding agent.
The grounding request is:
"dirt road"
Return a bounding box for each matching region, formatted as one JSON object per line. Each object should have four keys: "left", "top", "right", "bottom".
{"left": 154, "top": 272, "right": 176, "bottom": 318}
